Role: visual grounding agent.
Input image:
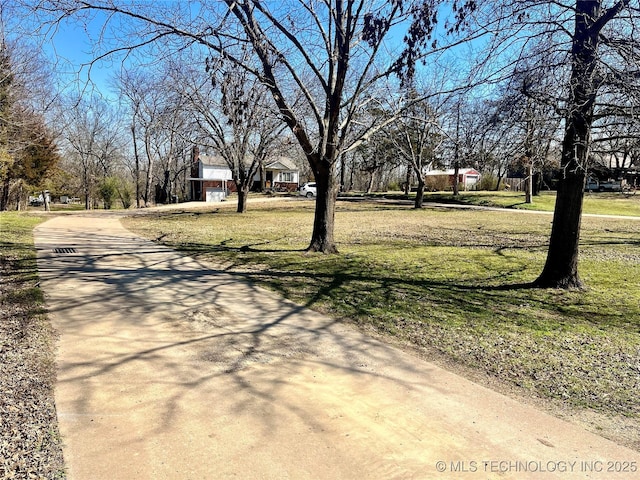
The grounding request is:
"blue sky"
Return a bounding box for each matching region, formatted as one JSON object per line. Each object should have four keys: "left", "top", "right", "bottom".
{"left": 26, "top": 1, "right": 483, "bottom": 102}
{"left": 35, "top": 10, "right": 124, "bottom": 99}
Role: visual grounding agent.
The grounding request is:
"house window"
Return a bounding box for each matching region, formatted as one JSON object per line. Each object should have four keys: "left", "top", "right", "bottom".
{"left": 281, "top": 171, "right": 294, "bottom": 182}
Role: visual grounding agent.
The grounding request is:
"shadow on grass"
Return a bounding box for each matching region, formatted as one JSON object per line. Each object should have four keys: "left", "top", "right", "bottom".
{"left": 505, "top": 202, "right": 529, "bottom": 208}
{"left": 174, "top": 238, "right": 308, "bottom": 254}
{"left": 170, "top": 239, "right": 637, "bottom": 333}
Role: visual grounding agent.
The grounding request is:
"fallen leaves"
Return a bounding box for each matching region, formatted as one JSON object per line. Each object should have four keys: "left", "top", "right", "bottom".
{"left": 1, "top": 215, "right": 65, "bottom": 479}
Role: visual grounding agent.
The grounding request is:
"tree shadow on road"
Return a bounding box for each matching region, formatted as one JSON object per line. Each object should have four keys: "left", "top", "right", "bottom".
{"left": 35, "top": 221, "right": 450, "bottom": 454}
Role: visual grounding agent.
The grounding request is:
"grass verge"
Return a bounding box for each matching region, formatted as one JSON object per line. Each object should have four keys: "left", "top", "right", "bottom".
{"left": 0, "top": 212, "right": 65, "bottom": 479}
{"left": 124, "top": 199, "right": 640, "bottom": 448}
{"left": 363, "top": 190, "right": 640, "bottom": 216}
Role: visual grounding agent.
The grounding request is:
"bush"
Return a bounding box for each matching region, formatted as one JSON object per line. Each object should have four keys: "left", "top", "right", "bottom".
{"left": 477, "top": 174, "right": 499, "bottom": 191}
{"left": 386, "top": 181, "right": 401, "bottom": 192}
{"left": 425, "top": 175, "right": 450, "bottom": 192}
{"left": 118, "top": 180, "right": 134, "bottom": 209}
{"left": 98, "top": 177, "right": 119, "bottom": 209}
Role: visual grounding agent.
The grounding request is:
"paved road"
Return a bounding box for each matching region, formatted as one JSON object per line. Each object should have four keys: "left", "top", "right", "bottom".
{"left": 35, "top": 214, "right": 640, "bottom": 479}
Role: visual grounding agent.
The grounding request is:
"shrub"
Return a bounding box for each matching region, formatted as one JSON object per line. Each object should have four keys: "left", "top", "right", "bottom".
{"left": 477, "top": 174, "right": 499, "bottom": 191}
{"left": 98, "top": 177, "right": 119, "bottom": 209}
{"left": 425, "top": 175, "right": 450, "bottom": 192}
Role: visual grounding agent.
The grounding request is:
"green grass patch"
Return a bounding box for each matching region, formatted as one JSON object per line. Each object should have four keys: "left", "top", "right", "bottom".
{"left": 419, "top": 190, "right": 640, "bottom": 216}
{"left": 1, "top": 213, "right": 46, "bottom": 284}
{"left": 124, "top": 201, "right": 640, "bottom": 417}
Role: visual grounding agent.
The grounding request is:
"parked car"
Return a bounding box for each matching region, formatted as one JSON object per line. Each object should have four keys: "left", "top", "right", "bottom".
{"left": 299, "top": 182, "right": 317, "bottom": 198}
{"left": 585, "top": 179, "right": 621, "bottom": 192}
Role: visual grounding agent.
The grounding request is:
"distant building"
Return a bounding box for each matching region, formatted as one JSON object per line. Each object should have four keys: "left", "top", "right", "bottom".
{"left": 188, "top": 148, "right": 300, "bottom": 202}
{"left": 425, "top": 168, "right": 481, "bottom": 191}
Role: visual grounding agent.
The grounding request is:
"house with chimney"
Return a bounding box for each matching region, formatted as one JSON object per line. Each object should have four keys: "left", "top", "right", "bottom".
{"left": 188, "top": 147, "right": 300, "bottom": 202}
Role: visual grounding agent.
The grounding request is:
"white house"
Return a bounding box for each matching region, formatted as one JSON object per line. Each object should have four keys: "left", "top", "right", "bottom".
{"left": 263, "top": 157, "right": 300, "bottom": 190}
{"left": 188, "top": 151, "right": 300, "bottom": 202}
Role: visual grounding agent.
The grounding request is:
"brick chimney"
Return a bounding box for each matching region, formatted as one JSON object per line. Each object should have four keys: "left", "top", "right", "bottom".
{"left": 191, "top": 146, "right": 200, "bottom": 178}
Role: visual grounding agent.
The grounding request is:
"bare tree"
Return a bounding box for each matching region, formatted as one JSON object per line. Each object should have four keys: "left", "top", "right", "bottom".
{"left": 388, "top": 92, "right": 444, "bottom": 208}
{"left": 59, "top": 95, "right": 121, "bottom": 209}
{"left": 27, "top": 0, "right": 479, "bottom": 252}
{"left": 181, "top": 59, "right": 285, "bottom": 213}
{"left": 591, "top": 115, "right": 640, "bottom": 173}
{"left": 531, "top": 0, "right": 639, "bottom": 288}
{"left": 485, "top": 67, "right": 562, "bottom": 199}
{"left": 118, "top": 68, "right": 187, "bottom": 207}
{"left": 470, "top": 0, "right": 639, "bottom": 288}
{"left": 217, "top": 1, "right": 479, "bottom": 251}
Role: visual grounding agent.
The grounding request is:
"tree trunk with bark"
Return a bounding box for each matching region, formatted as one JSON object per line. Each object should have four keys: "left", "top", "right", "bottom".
{"left": 414, "top": 177, "right": 426, "bottom": 208}
{"left": 1, "top": 177, "right": 9, "bottom": 211}
{"left": 15, "top": 181, "right": 23, "bottom": 211}
{"left": 534, "top": 0, "right": 608, "bottom": 289}
{"left": 237, "top": 185, "right": 249, "bottom": 213}
{"left": 525, "top": 162, "right": 533, "bottom": 204}
{"left": 42, "top": 189, "right": 50, "bottom": 212}
{"left": 307, "top": 159, "right": 338, "bottom": 253}
{"left": 339, "top": 153, "right": 346, "bottom": 193}
{"left": 453, "top": 161, "right": 460, "bottom": 196}
{"left": 366, "top": 170, "right": 375, "bottom": 194}
{"left": 259, "top": 162, "right": 266, "bottom": 192}
{"left": 535, "top": 168, "right": 586, "bottom": 288}
{"left": 83, "top": 166, "right": 90, "bottom": 210}
{"left": 404, "top": 165, "right": 411, "bottom": 195}
{"left": 131, "top": 124, "right": 141, "bottom": 208}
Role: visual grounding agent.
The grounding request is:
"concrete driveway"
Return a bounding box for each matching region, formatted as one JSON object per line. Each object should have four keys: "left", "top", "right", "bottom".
{"left": 35, "top": 214, "right": 640, "bottom": 479}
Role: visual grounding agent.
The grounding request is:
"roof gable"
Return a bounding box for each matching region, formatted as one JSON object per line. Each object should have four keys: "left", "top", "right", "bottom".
{"left": 265, "top": 157, "right": 297, "bottom": 171}
{"left": 199, "top": 155, "right": 228, "bottom": 167}
{"left": 199, "top": 154, "right": 298, "bottom": 171}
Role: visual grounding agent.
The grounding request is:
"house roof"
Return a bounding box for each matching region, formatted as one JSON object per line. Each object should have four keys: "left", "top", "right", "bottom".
{"left": 426, "top": 168, "right": 480, "bottom": 176}
{"left": 265, "top": 157, "right": 297, "bottom": 171}
{"left": 198, "top": 154, "right": 298, "bottom": 171}
{"left": 199, "top": 155, "right": 228, "bottom": 168}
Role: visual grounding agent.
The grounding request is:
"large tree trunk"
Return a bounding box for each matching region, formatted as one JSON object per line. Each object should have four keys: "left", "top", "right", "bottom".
{"left": 237, "top": 185, "right": 249, "bottom": 213}
{"left": 525, "top": 162, "right": 533, "bottom": 204}
{"left": 1, "top": 176, "right": 10, "bottom": 211}
{"left": 535, "top": 169, "right": 586, "bottom": 288}
{"left": 308, "top": 161, "right": 338, "bottom": 253}
{"left": 414, "top": 177, "right": 425, "bottom": 209}
{"left": 534, "top": 0, "right": 602, "bottom": 289}
{"left": 453, "top": 160, "right": 460, "bottom": 196}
